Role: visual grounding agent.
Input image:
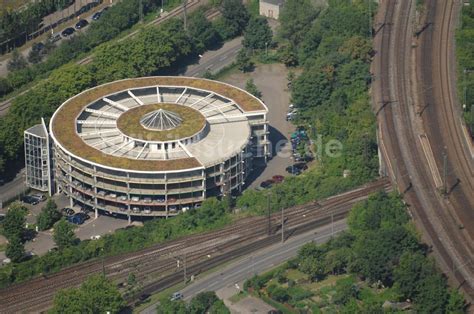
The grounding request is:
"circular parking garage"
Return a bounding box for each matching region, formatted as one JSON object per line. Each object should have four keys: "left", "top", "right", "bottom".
{"left": 50, "top": 77, "right": 270, "bottom": 218}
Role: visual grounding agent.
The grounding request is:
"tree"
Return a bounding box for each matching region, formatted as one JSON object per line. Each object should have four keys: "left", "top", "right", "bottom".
{"left": 188, "top": 291, "right": 219, "bottom": 314}
{"left": 221, "top": 0, "right": 250, "bottom": 38}
{"left": 413, "top": 273, "right": 448, "bottom": 313}
{"left": 236, "top": 48, "right": 253, "bottom": 72}
{"left": 37, "top": 198, "right": 61, "bottom": 231}
{"left": 278, "top": 44, "right": 298, "bottom": 67}
{"left": 446, "top": 289, "right": 466, "bottom": 313}
{"left": 7, "top": 50, "right": 28, "bottom": 72}
{"left": 333, "top": 277, "right": 359, "bottom": 305}
{"left": 5, "top": 236, "right": 25, "bottom": 262}
{"left": 393, "top": 252, "right": 436, "bottom": 300}
{"left": 2, "top": 202, "right": 27, "bottom": 240}
{"left": 53, "top": 219, "right": 77, "bottom": 249}
{"left": 156, "top": 298, "right": 187, "bottom": 314}
{"left": 243, "top": 16, "right": 273, "bottom": 50}
{"left": 278, "top": 0, "right": 318, "bottom": 47}
{"left": 245, "top": 79, "right": 262, "bottom": 98}
{"left": 50, "top": 275, "right": 125, "bottom": 313}
{"left": 27, "top": 44, "right": 44, "bottom": 64}
{"left": 188, "top": 10, "right": 221, "bottom": 53}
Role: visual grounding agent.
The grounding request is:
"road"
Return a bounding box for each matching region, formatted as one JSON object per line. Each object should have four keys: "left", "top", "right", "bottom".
{"left": 141, "top": 220, "right": 347, "bottom": 313}
{"left": 373, "top": 0, "right": 474, "bottom": 302}
{"left": 0, "top": 168, "right": 27, "bottom": 207}
{"left": 183, "top": 37, "right": 242, "bottom": 77}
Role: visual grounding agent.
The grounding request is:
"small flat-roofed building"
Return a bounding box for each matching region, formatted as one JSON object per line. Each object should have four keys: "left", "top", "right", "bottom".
{"left": 24, "top": 118, "right": 53, "bottom": 195}
{"left": 260, "top": 0, "right": 284, "bottom": 19}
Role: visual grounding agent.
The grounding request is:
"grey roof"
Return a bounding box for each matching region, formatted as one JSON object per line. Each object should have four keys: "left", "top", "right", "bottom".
{"left": 25, "top": 124, "right": 47, "bottom": 138}
{"left": 140, "top": 109, "right": 183, "bottom": 131}
{"left": 261, "top": 0, "right": 284, "bottom": 6}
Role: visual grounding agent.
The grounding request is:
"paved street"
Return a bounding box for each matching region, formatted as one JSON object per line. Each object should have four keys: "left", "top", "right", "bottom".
{"left": 183, "top": 37, "right": 243, "bottom": 77}
{"left": 141, "top": 220, "right": 347, "bottom": 313}
{"left": 0, "top": 169, "right": 27, "bottom": 208}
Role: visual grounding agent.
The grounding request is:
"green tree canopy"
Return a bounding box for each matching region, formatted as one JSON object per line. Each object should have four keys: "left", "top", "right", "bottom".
{"left": 221, "top": 0, "right": 250, "bottom": 38}
{"left": 5, "top": 236, "right": 25, "bottom": 262}
{"left": 243, "top": 16, "right": 273, "bottom": 50}
{"left": 37, "top": 198, "right": 61, "bottom": 231}
{"left": 245, "top": 79, "right": 262, "bottom": 98}
{"left": 236, "top": 48, "right": 254, "bottom": 72}
{"left": 53, "top": 219, "right": 77, "bottom": 250}
{"left": 278, "top": 0, "right": 318, "bottom": 47}
{"left": 188, "top": 10, "right": 221, "bottom": 53}
{"left": 7, "top": 50, "right": 28, "bottom": 72}
{"left": 2, "top": 202, "right": 27, "bottom": 240}
{"left": 50, "top": 275, "right": 125, "bottom": 314}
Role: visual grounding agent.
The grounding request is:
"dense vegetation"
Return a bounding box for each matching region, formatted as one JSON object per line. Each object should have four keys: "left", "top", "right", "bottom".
{"left": 50, "top": 275, "right": 125, "bottom": 313}
{"left": 244, "top": 192, "right": 467, "bottom": 313}
{"left": 237, "top": 0, "right": 378, "bottom": 212}
{"left": 456, "top": 0, "right": 474, "bottom": 136}
{"left": 157, "top": 291, "right": 229, "bottom": 314}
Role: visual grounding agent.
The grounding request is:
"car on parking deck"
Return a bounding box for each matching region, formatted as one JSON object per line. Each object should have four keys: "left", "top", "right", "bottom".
{"left": 61, "top": 27, "right": 75, "bottom": 37}
{"left": 75, "top": 19, "right": 89, "bottom": 29}
{"left": 21, "top": 196, "right": 39, "bottom": 205}
{"left": 32, "top": 194, "right": 46, "bottom": 202}
{"left": 62, "top": 207, "right": 75, "bottom": 216}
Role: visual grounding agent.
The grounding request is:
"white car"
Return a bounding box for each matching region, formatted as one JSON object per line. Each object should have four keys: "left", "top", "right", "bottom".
{"left": 182, "top": 206, "right": 190, "bottom": 212}
{"left": 90, "top": 235, "right": 101, "bottom": 240}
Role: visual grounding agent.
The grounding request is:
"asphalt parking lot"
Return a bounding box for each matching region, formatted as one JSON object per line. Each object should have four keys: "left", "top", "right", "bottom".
{"left": 222, "top": 63, "right": 296, "bottom": 188}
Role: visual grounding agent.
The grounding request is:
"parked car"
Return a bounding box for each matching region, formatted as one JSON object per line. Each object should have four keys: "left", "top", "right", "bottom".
{"left": 118, "top": 195, "right": 127, "bottom": 201}
{"left": 132, "top": 207, "right": 140, "bottom": 213}
{"left": 131, "top": 196, "right": 140, "bottom": 202}
{"left": 108, "top": 193, "right": 117, "bottom": 198}
{"left": 49, "top": 33, "right": 61, "bottom": 42}
{"left": 75, "top": 212, "right": 90, "bottom": 220}
{"left": 21, "top": 195, "right": 39, "bottom": 205}
{"left": 61, "top": 27, "right": 75, "bottom": 37}
{"left": 144, "top": 197, "right": 152, "bottom": 203}
{"left": 272, "top": 175, "right": 284, "bottom": 183}
{"left": 143, "top": 207, "right": 151, "bottom": 214}
{"left": 294, "top": 163, "right": 308, "bottom": 171}
{"left": 286, "top": 166, "right": 301, "bottom": 175}
{"left": 75, "top": 19, "right": 89, "bottom": 29}
{"left": 32, "top": 194, "right": 46, "bottom": 202}
{"left": 181, "top": 206, "right": 190, "bottom": 212}
{"left": 67, "top": 214, "right": 85, "bottom": 225}
{"left": 170, "top": 292, "right": 183, "bottom": 301}
{"left": 90, "top": 235, "right": 101, "bottom": 240}
{"left": 260, "top": 180, "right": 273, "bottom": 189}
{"left": 62, "top": 207, "right": 75, "bottom": 216}
{"left": 194, "top": 203, "right": 201, "bottom": 209}
{"left": 92, "top": 11, "right": 102, "bottom": 20}
{"left": 169, "top": 205, "right": 178, "bottom": 212}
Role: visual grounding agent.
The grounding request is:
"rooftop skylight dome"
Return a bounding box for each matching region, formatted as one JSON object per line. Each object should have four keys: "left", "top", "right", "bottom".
{"left": 140, "top": 109, "right": 183, "bottom": 131}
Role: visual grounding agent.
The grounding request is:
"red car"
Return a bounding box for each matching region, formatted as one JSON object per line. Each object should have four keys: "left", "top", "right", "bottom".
{"left": 272, "top": 175, "right": 284, "bottom": 183}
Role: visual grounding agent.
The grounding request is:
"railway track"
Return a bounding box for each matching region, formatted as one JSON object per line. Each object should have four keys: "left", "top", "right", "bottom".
{"left": 0, "top": 178, "right": 389, "bottom": 313}
{"left": 416, "top": 1, "right": 474, "bottom": 236}
{"left": 373, "top": 0, "right": 474, "bottom": 304}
